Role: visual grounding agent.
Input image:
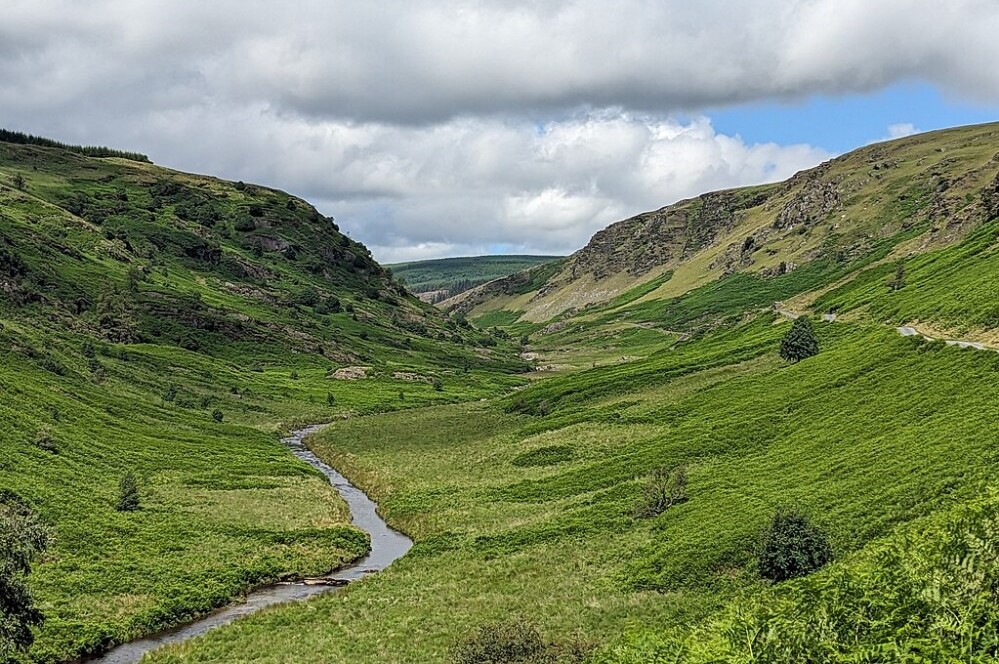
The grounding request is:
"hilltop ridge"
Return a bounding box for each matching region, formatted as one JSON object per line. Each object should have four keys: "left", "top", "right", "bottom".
{"left": 454, "top": 122, "right": 999, "bottom": 334}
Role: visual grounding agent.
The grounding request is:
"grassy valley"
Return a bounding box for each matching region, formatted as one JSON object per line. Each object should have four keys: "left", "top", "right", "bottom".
{"left": 147, "top": 316, "right": 999, "bottom": 663}
{"left": 0, "top": 133, "right": 526, "bottom": 662}
{"left": 8, "top": 122, "right": 999, "bottom": 664}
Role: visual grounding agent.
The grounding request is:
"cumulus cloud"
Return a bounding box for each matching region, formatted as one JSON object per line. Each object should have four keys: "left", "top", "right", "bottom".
{"left": 271, "top": 113, "right": 827, "bottom": 262}
{"left": 887, "top": 123, "right": 920, "bottom": 139}
{"left": 0, "top": 0, "right": 992, "bottom": 259}
{"left": 4, "top": 0, "right": 998, "bottom": 124}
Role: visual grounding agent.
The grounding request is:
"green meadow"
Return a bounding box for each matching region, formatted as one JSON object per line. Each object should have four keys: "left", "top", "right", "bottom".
{"left": 146, "top": 315, "right": 999, "bottom": 662}
{"left": 8, "top": 124, "right": 999, "bottom": 663}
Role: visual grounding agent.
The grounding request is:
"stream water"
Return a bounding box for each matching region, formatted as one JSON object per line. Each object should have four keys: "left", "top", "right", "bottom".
{"left": 83, "top": 424, "right": 412, "bottom": 664}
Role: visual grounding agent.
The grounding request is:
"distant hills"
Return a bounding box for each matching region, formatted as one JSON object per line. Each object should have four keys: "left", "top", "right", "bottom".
{"left": 387, "top": 255, "right": 561, "bottom": 303}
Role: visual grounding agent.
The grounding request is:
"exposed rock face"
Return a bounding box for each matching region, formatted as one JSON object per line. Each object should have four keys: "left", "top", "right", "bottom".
{"left": 773, "top": 172, "right": 842, "bottom": 230}
{"left": 565, "top": 187, "right": 776, "bottom": 282}
{"left": 451, "top": 124, "right": 999, "bottom": 323}
{"left": 392, "top": 372, "right": 430, "bottom": 382}
{"left": 330, "top": 366, "right": 369, "bottom": 380}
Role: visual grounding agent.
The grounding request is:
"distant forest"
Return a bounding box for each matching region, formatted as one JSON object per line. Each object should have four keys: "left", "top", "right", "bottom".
{"left": 0, "top": 129, "right": 150, "bottom": 163}
{"left": 388, "top": 255, "right": 562, "bottom": 303}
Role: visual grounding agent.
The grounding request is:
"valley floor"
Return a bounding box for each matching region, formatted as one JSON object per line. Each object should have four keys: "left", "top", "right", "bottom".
{"left": 142, "top": 316, "right": 999, "bottom": 662}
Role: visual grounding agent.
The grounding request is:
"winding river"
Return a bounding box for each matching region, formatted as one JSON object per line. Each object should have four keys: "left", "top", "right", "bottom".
{"left": 84, "top": 424, "right": 413, "bottom": 664}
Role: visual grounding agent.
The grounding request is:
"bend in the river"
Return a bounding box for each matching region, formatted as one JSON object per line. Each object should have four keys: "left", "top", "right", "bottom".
{"left": 82, "top": 424, "right": 412, "bottom": 664}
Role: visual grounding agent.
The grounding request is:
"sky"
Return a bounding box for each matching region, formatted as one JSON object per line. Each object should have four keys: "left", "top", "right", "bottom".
{"left": 3, "top": 1, "right": 999, "bottom": 263}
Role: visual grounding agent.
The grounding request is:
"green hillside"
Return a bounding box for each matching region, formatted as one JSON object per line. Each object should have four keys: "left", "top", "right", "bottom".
{"left": 0, "top": 135, "right": 526, "bottom": 662}
{"left": 10, "top": 122, "right": 999, "bottom": 664}
{"left": 453, "top": 122, "right": 999, "bottom": 338}
{"left": 388, "top": 255, "right": 561, "bottom": 302}
{"left": 136, "top": 122, "right": 999, "bottom": 664}
{"left": 148, "top": 317, "right": 999, "bottom": 663}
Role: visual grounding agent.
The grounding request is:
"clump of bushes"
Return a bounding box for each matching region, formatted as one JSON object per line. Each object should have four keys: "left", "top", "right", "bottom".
{"left": 33, "top": 428, "right": 58, "bottom": 454}
{"left": 636, "top": 465, "right": 688, "bottom": 517}
{"left": 212, "top": 409, "right": 224, "bottom": 423}
{"left": 0, "top": 491, "right": 51, "bottom": 657}
{"left": 450, "top": 618, "right": 590, "bottom": 664}
{"left": 758, "top": 509, "right": 832, "bottom": 582}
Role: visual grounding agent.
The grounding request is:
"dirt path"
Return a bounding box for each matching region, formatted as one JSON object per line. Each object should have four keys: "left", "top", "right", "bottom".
{"left": 774, "top": 303, "right": 994, "bottom": 352}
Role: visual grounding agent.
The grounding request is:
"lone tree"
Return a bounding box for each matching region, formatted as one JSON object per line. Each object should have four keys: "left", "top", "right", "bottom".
{"left": 780, "top": 316, "right": 820, "bottom": 362}
{"left": 0, "top": 492, "right": 50, "bottom": 658}
{"left": 758, "top": 509, "right": 832, "bottom": 582}
{"left": 117, "top": 472, "right": 140, "bottom": 512}
{"left": 636, "top": 465, "right": 688, "bottom": 518}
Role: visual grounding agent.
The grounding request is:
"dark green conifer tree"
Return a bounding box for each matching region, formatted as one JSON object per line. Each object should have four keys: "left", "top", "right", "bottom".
{"left": 117, "top": 472, "right": 140, "bottom": 512}
{"left": 780, "top": 316, "right": 820, "bottom": 362}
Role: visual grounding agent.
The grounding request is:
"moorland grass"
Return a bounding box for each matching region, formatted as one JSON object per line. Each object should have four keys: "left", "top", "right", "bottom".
{"left": 147, "top": 318, "right": 999, "bottom": 662}
{"left": 0, "top": 138, "right": 527, "bottom": 662}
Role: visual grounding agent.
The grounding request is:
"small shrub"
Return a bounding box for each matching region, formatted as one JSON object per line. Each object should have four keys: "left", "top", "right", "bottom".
{"left": 759, "top": 509, "right": 832, "bottom": 582}
{"left": 163, "top": 384, "right": 178, "bottom": 402}
{"left": 450, "top": 619, "right": 589, "bottom": 664}
{"left": 637, "top": 465, "right": 688, "bottom": 517}
{"left": 116, "top": 472, "right": 140, "bottom": 512}
{"left": 326, "top": 392, "right": 336, "bottom": 407}
{"left": 450, "top": 619, "right": 547, "bottom": 664}
{"left": 212, "top": 409, "right": 224, "bottom": 423}
{"left": 39, "top": 355, "right": 65, "bottom": 376}
{"left": 432, "top": 377, "right": 444, "bottom": 392}
{"left": 290, "top": 370, "right": 299, "bottom": 380}
{"left": 297, "top": 287, "right": 320, "bottom": 307}
{"left": 81, "top": 340, "right": 95, "bottom": 358}
{"left": 33, "top": 429, "right": 58, "bottom": 454}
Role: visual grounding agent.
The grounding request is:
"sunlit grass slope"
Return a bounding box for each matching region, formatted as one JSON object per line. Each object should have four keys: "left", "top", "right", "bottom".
{"left": 463, "top": 122, "right": 999, "bottom": 331}
{"left": 148, "top": 316, "right": 999, "bottom": 662}
{"left": 0, "top": 135, "right": 527, "bottom": 662}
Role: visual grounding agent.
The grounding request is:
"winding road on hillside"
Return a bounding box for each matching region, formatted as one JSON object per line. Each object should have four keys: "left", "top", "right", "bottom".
{"left": 84, "top": 425, "right": 412, "bottom": 664}
{"left": 774, "top": 305, "right": 994, "bottom": 352}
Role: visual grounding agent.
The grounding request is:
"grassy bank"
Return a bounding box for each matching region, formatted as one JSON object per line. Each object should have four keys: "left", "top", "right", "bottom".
{"left": 146, "top": 316, "right": 999, "bottom": 661}
{"left": 0, "top": 137, "right": 527, "bottom": 662}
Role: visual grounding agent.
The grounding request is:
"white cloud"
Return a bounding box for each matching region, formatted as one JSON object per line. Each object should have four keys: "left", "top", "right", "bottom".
{"left": 0, "top": 0, "right": 993, "bottom": 260}
{"left": 887, "top": 123, "right": 920, "bottom": 139}
{"left": 4, "top": 0, "right": 998, "bottom": 124}
{"left": 257, "top": 113, "right": 829, "bottom": 261}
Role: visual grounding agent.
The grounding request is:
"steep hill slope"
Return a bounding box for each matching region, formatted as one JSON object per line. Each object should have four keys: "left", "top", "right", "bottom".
{"left": 0, "top": 133, "right": 525, "bottom": 662}
{"left": 145, "top": 317, "right": 999, "bottom": 663}
{"left": 454, "top": 122, "right": 999, "bottom": 334}
{"left": 388, "top": 255, "right": 561, "bottom": 303}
